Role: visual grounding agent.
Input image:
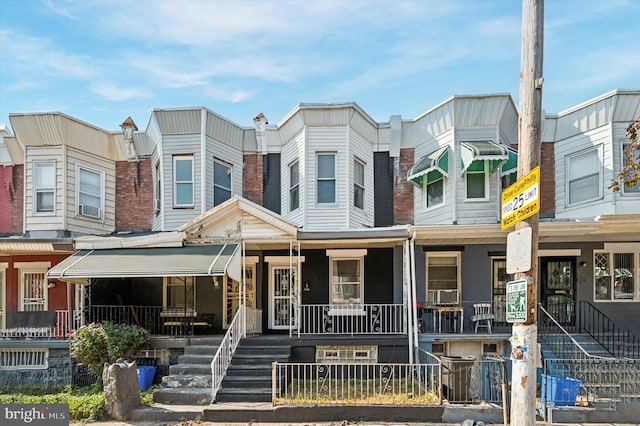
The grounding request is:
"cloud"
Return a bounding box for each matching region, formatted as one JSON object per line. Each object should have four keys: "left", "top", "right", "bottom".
{"left": 90, "top": 84, "right": 153, "bottom": 102}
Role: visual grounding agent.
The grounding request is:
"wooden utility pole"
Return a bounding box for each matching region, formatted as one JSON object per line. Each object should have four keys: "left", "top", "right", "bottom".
{"left": 511, "top": 0, "right": 543, "bottom": 425}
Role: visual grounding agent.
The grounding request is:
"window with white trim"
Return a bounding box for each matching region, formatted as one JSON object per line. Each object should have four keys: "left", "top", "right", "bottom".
{"left": 316, "top": 345, "right": 377, "bottom": 363}
{"left": 621, "top": 142, "right": 640, "bottom": 195}
{"left": 425, "top": 175, "right": 444, "bottom": 209}
{"left": 162, "top": 276, "right": 196, "bottom": 315}
{"left": 173, "top": 155, "right": 194, "bottom": 207}
{"left": 353, "top": 158, "right": 365, "bottom": 209}
{"left": 328, "top": 250, "right": 366, "bottom": 305}
{"left": 426, "top": 252, "right": 461, "bottom": 305}
{"left": 317, "top": 153, "right": 336, "bottom": 204}
{"left": 21, "top": 272, "right": 47, "bottom": 311}
{"left": 289, "top": 160, "right": 300, "bottom": 211}
{"left": 154, "top": 161, "right": 161, "bottom": 213}
{"left": 594, "top": 248, "right": 638, "bottom": 301}
{"left": 35, "top": 162, "right": 55, "bottom": 214}
{"left": 567, "top": 147, "right": 602, "bottom": 205}
{"left": 0, "top": 349, "right": 48, "bottom": 369}
{"left": 213, "top": 158, "right": 232, "bottom": 206}
{"left": 465, "top": 161, "right": 488, "bottom": 200}
{"left": 77, "top": 166, "right": 103, "bottom": 219}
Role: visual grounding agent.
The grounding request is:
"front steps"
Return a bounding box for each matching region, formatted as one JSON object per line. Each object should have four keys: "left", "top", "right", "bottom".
{"left": 215, "top": 335, "right": 291, "bottom": 403}
{"left": 153, "top": 336, "right": 221, "bottom": 405}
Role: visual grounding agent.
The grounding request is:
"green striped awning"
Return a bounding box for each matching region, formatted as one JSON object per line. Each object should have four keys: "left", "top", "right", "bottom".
{"left": 460, "top": 141, "right": 509, "bottom": 174}
{"left": 501, "top": 147, "right": 518, "bottom": 176}
{"left": 407, "top": 146, "right": 449, "bottom": 187}
{"left": 47, "top": 244, "right": 240, "bottom": 282}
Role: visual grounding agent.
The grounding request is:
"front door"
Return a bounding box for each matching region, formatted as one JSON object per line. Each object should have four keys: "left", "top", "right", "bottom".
{"left": 269, "top": 266, "right": 296, "bottom": 330}
{"left": 540, "top": 258, "right": 576, "bottom": 327}
{"left": 224, "top": 265, "right": 256, "bottom": 328}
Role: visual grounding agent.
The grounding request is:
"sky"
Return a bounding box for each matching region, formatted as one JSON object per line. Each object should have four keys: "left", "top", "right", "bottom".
{"left": 1, "top": 0, "right": 639, "bottom": 133}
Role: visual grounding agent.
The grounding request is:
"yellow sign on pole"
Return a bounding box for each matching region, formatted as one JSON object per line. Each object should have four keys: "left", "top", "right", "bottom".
{"left": 501, "top": 166, "right": 540, "bottom": 230}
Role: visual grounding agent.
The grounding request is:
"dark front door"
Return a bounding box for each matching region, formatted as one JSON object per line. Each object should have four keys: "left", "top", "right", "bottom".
{"left": 540, "top": 257, "right": 576, "bottom": 327}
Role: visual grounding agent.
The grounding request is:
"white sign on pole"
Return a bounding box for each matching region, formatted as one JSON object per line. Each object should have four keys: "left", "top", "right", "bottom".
{"left": 506, "top": 227, "right": 532, "bottom": 274}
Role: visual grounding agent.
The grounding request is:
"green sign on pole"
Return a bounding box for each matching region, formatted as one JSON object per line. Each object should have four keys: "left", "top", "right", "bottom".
{"left": 506, "top": 279, "right": 528, "bottom": 323}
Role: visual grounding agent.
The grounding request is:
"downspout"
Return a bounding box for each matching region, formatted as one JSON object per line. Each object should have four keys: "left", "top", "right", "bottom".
{"left": 410, "top": 231, "right": 418, "bottom": 360}
{"left": 452, "top": 131, "right": 458, "bottom": 224}
{"left": 405, "top": 238, "right": 413, "bottom": 364}
{"left": 242, "top": 240, "right": 246, "bottom": 338}
{"left": 200, "top": 109, "right": 207, "bottom": 214}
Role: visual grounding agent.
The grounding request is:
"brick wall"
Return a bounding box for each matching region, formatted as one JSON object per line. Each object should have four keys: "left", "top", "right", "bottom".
{"left": 540, "top": 143, "right": 555, "bottom": 215}
{"left": 243, "top": 153, "right": 263, "bottom": 206}
{"left": 115, "top": 159, "right": 153, "bottom": 231}
{"left": 394, "top": 149, "right": 414, "bottom": 224}
{"left": 0, "top": 165, "right": 24, "bottom": 234}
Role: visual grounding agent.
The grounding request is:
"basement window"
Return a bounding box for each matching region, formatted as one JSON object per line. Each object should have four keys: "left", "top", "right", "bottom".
{"left": 0, "top": 349, "right": 48, "bottom": 369}
{"left": 316, "top": 345, "right": 377, "bottom": 363}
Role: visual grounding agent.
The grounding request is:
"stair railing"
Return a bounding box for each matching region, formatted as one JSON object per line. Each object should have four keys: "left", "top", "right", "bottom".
{"left": 538, "top": 304, "right": 606, "bottom": 360}
{"left": 210, "top": 304, "right": 245, "bottom": 402}
{"left": 577, "top": 300, "right": 640, "bottom": 359}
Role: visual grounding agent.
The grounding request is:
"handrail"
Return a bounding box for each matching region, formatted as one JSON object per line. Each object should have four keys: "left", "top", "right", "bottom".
{"left": 538, "top": 303, "right": 613, "bottom": 360}
{"left": 210, "top": 304, "right": 245, "bottom": 402}
{"left": 578, "top": 300, "right": 640, "bottom": 359}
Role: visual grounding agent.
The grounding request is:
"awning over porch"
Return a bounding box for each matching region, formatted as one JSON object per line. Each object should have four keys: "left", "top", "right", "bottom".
{"left": 460, "top": 141, "right": 509, "bottom": 174}
{"left": 407, "top": 146, "right": 449, "bottom": 187}
{"left": 46, "top": 244, "right": 240, "bottom": 283}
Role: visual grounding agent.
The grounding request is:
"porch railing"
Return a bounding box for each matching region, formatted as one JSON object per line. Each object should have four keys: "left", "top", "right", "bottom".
{"left": 577, "top": 300, "right": 640, "bottom": 359}
{"left": 211, "top": 304, "right": 244, "bottom": 402}
{"left": 0, "top": 310, "right": 77, "bottom": 339}
{"left": 538, "top": 303, "right": 601, "bottom": 360}
{"left": 295, "top": 303, "right": 405, "bottom": 336}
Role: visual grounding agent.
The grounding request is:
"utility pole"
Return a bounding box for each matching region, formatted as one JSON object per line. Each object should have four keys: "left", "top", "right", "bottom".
{"left": 511, "top": 0, "right": 543, "bottom": 425}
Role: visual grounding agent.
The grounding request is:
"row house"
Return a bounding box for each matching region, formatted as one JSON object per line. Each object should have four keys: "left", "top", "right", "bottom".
{"left": 1, "top": 90, "right": 638, "bottom": 399}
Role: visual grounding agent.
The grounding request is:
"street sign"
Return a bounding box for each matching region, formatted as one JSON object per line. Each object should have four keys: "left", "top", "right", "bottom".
{"left": 506, "top": 227, "right": 532, "bottom": 273}
{"left": 506, "top": 279, "right": 528, "bottom": 323}
{"left": 501, "top": 166, "right": 540, "bottom": 230}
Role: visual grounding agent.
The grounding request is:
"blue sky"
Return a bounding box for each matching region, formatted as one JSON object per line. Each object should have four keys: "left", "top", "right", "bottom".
{"left": 1, "top": 0, "right": 638, "bottom": 132}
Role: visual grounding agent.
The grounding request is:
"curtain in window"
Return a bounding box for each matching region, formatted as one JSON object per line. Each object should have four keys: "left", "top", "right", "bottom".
{"left": 568, "top": 150, "right": 600, "bottom": 204}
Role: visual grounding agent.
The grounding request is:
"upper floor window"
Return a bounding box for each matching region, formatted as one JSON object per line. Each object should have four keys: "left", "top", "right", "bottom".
{"left": 154, "top": 162, "right": 161, "bottom": 213}
{"left": 353, "top": 158, "right": 365, "bottom": 209}
{"left": 173, "top": 155, "right": 194, "bottom": 207}
{"left": 594, "top": 247, "right": 638, "bottom": 301}
{"left": 35, "top": 163, "right": 55, "bottom": 214}
{"left": 213, "top": 158, "right": 232, "bottom": 206}
{"left": 425, "top": 175, "right": 444, "bottom": 209}
{"left": 621, "top": 142, "right": 640, "bottom": 195}
{"left": 329, "top": 250, "right": 366, "bottom": 305}
{"left": 77, "top": 166, "right": 103, "bottom": 219}
{"left": 425, "top": 252, "right": 461, "bottom": 305}
{"left": 317, "top": 153, "right": 336, "bottom": 204}
{"left": 465, "top": 161, "right": 488, "bottom": 200}
{"left": 289, "top": 160, "right": 300, "bottom": 211}
{"left": 566, "top": 147, "right": 601, "bottom": 205}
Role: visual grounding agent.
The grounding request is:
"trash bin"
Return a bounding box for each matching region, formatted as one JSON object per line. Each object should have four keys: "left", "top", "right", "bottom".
{"left": 137, "top": 365, "right": 157, "bottom": 391}
{"left": 441, "top": 355, "right": 475, "bottom": 402}
{"left": 542, "top": 374, "right": 581, "bottom": 406}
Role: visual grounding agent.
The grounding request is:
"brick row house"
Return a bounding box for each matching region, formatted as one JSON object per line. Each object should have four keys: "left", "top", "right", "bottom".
{"left": 1, "top": 90, "right": 638, "bottom": 401}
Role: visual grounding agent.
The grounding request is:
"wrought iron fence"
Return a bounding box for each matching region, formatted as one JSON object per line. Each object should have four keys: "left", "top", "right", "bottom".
{"left": 295, "top": 304, "right": 405, "bottom": 335}
{"left": 577, "top": 301, "right": 640, "bottom": 359}
{"left": 211, "top": 305, "right": 244, "bottom": 402}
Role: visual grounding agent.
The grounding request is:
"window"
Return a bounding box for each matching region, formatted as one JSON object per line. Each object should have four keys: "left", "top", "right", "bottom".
{"left": 425, "top": 252, "right": 460, "bottom": 305}
{"left": 154, "top": 162, "right": 161, "bottom": 213}
{"left": 621, "top": 142, "right": 640, "bottom": 195}
{"left": 77, "top": 166, "right": 103, "bottom": 219}
{"left": 163, "top": 276, "right": 195, "bottom": 314}
{"left": 492, "top": 258, "right": 513, "bottom": 323}
{"left": 353, "top": 158, "right": 365, "bottom": 209}
{"left": 317, "top": 153, "right": 336, "bottom": 204}
{"left": 425, "top": 175, "right": 444, "bottom": 209}
{"left": 316, "top": 345, "right": 377, "bottom": 363}
{"left": 0, "top": 349, "right": 48, "bottom": 369}
{"left": 173, "top": 155, "right": 194, "bottom": 207}
{"left": 21, "top": 272, "right": 47, "bottom": 311}
{"left": 289, "top": 160, "right": 300, "bottom": 211}
{"left": 35, "top": 163, "right": 55, "bottom": 213}
{"left": 567, "top": 147, "right": 601, "bottom": 205}
{"left": 329, "top": 250, "right": 366, "bottom": 305}
{"left": 465, "top": 161, "right": 488, "bottom": 200}
{"left": 213, "top": 158, "right": 232, "bottom": 206}
{"left": 594, "top": 248, "right": 638, "bottom": 301}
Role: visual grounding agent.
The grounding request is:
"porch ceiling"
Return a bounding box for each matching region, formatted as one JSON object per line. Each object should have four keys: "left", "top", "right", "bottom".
{"left": 46, "top": 243, "right": 239, "bottom": 283}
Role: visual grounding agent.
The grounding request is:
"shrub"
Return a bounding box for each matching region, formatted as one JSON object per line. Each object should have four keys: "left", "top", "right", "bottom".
{"left": 0, "top": 388, "right": 105, "bottom": 422}
{"left": 70, "top": 321, "right": 150, "bottom": 385}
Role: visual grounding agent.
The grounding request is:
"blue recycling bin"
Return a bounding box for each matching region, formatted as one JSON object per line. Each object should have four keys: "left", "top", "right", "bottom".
{"left": 543, "top": 374, "right": 580, "bottom": 406}
{"left": 137, "top": 366, "right": 156, "bottom": 390}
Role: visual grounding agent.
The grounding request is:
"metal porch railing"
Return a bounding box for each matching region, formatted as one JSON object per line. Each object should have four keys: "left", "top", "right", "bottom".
{"left": 295, "top": 303, "right": 405, "bottom": 336}
{"left": 0, "top": 310, "right": 78, "bottom": 339}
{"left": 577, "top": 300, "right": 640, "bottom": 359}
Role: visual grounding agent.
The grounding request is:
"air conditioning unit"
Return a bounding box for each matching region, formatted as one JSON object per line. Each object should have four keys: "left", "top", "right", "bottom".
{"left": 78, "top": 204, "right": 101, "bottom": 219}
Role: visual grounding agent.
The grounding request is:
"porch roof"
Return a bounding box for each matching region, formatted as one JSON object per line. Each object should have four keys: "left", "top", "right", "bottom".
{"left": 46, "top": 243, "right": 240, "bottom": 282}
